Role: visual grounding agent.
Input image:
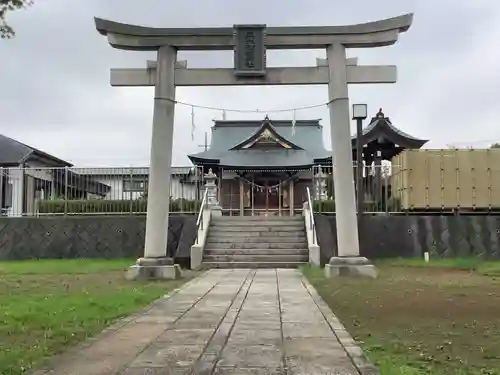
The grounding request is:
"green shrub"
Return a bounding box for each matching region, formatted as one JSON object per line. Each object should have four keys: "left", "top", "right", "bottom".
{"left": 369, "top": 196, "right": 402, "bottom": 212}
{"left": 170, "top": 198, "right": 202, "bottom": 213}
{"left": 312, "top": 198, "right": 401, "bottom": 213}
{"left": 37, "top": 198, "right": 201, "bottom": 214}
{"left": 387, "top": 196, "right": 402, "bottom": 211}
{"left": 313, "top": 199, "right": 335, "bottom": 213}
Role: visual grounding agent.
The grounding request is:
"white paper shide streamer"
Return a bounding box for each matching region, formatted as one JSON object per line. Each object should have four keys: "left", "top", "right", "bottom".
{"left": 179, "top": 98, "right": 333, "bottom": 144}
{"left": 191, "top": 105, "right": 195, "bottom": 141}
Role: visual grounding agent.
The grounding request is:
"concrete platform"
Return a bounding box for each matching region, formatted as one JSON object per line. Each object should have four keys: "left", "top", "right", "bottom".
{"left": 126, "top": 257, "right": 181, "bottom": 281}
{"left": 325, "top": 256, "right": 378, "bottom": 279}
{"left": 32, "top": 269, "right": 378, "bottom": 375}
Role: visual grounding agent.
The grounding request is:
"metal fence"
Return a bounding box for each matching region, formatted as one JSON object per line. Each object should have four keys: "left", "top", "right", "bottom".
{"left": 214, "top": 163, "right": 500, "bottom": 216}
{"left": 311, "top": 164, "right": 396, "bottom": 214}
{"left": 216, "top": 165, "right": 396, "bottom": 216}
{"left": 0, "top": 166, "right": 204, "bottom": 217}
{"left": 3, "top": 162, "right": 500, "bottom": 218}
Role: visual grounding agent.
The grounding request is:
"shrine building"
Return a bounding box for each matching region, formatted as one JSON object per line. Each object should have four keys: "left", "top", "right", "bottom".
{"left": 188, "top": 110, "right": 427, "bottom": 216}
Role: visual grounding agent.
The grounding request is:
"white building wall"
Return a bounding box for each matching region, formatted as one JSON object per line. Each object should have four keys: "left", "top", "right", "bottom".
{"left": 3, "top": 165, "right": 201, "bottom": 217}
{"left": 6, "top": 163, "right": 59, "bottom": 217}
{"left": 24, "top": 162, "right": 57, "bottom": 205}
{"left": 172, "top": 178, "right": 198, "bottom": 200}
{"left": 6, "top": 167, "right": 23, "bottom": 217}
{"left": 91, "top": 176, "right": 125, "bottom": 200}
{"left": 90, "top": 175, "right": 198, "bottom": 200}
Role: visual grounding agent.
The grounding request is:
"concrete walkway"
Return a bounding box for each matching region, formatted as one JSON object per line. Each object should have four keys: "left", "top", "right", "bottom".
{"left": 34, "top": 269, "right": 377, "bottom": 375}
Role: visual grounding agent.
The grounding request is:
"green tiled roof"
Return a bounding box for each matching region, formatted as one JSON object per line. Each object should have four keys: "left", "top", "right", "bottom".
{"left": 188, "top": 119, "right": 330, "bottom": 168}
{"left": 219, "top": 150, "right": 315, "bottom": 168}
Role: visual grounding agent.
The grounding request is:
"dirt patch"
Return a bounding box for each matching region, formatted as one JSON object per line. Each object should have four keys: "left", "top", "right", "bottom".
{"left": 304, "top": 265, "right": 500, "bottom": 375}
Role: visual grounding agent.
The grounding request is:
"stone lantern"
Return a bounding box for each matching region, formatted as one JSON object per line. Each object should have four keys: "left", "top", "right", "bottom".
{"left": 314, "top": 166, "right": 328, "bottom": 201}
{"left": 204, "top": 168, "right": 222, "bottom": 215}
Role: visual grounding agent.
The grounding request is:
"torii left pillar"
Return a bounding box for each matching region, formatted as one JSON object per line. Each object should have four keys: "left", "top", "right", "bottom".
{"left": 128, "top": 46, "right": 180, "bottom": 280}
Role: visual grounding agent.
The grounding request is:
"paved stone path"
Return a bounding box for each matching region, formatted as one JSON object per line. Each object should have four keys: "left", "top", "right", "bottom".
{"left": 34, "top": 269, "right": 377, "bottom": 375}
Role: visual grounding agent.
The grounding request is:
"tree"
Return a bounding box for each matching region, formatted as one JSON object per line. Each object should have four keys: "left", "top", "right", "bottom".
{"left": 490, "top": 143, "right": 500, "bottom": 149}
{"left": 1, "top": 0, "right": 33, "bottom": 38}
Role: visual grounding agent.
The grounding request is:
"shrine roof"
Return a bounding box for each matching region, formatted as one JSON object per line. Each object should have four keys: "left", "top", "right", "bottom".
{"left": 216, "top": 149, "right": 314, "bottom": 169}
{"left": 188, "top": 118, "right": 330, "bottom": 168}
{"left": 353, "top": 109, "right": 428, "bottom": 149}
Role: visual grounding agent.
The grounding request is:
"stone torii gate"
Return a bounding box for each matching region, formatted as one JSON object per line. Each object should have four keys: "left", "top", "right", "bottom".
{"left": 94, "top": 14, "right": 413, "bottom": 279}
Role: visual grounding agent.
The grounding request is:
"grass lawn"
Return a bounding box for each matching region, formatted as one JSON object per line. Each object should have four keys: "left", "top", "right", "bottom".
{"left": 0, "top": 259, "right": 194, "bottom": 375}
{"left": 303, "top": 259, "right": 500, "bottom": 375}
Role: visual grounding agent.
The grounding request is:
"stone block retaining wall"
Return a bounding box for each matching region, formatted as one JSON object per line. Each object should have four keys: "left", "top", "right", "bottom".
{"left": 315, "top": 215, "right": 500, "bottom": 266}
{"left": 2, "top": 215, "right": 499, "bottom": 267}
{"left": 0, "top": 216, "right": 196, "bottom": 264}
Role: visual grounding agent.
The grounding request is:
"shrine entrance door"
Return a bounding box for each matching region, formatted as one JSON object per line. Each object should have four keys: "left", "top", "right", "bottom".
{"left": 242, "top": 172, "right": 294, "bottom": 216}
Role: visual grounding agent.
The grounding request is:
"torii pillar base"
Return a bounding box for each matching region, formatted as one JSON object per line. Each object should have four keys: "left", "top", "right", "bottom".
{"left": 126, "top": 257, "right": 181, "bottom": 281}
{"left": 324, "top": 256, "right": 377, "bottom": 279}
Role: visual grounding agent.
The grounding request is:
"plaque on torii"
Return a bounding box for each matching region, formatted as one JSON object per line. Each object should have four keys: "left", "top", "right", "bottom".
{"left": 233, "top": 24, "right": 267, "bottom": 77}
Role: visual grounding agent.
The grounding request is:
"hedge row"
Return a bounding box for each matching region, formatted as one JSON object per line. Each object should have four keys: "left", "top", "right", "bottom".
{"left": 313, "top": 199, "right": 335, "bottom": 213}
{"left": 37, "top": 197, "right": 399, "bottom": 215}
{"left": 37, "top": 198, "right": 201, "bottom": 214}
{"left": 312, "top": 197, "right": 401, "bottom": 213}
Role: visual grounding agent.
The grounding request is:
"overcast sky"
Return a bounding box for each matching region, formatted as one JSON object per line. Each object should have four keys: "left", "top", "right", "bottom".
{"left": 1, "top": 0, "right": 499, "bottom": 167}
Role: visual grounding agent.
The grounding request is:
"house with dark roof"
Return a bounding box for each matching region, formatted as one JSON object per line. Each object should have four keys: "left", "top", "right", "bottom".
{"left": 0, "top": 134, "right": 73, "bottom": 168}
{"left": 0, "top": 134, "right": 112, "bottom": 216}
{"left": 188, "top": 113, "right": 427, "bottom": 216}
{"left": 0, "top": 134, "right": 202, "bottom": 216}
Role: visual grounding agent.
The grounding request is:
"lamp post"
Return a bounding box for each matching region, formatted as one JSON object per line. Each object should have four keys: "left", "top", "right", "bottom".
{"left": 352, "top": 104, "right": 367, "bottom": 222}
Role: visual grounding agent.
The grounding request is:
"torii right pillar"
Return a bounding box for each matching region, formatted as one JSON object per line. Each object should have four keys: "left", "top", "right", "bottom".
{"left": 324, "top": 43, "right": 376, "bottom": 278}
{"left": 324, "top": 15, "right": 414, "bottom": 279}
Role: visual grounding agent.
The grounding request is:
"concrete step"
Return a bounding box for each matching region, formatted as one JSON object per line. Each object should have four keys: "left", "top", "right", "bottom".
{"left": 208, "top": 231, "right": 306, "bottom": 238}
{"left": 214, "top": 216, "right": 303, "bottom": 222}
{"left": 203, "top": 254, "right": 309, "bottom": 263}
{"left": 206, "top": 236, "right": 306, "bottom": 244}
{"left": 209, "top": 225, "right": 304, "bottom": 232}
{"left": 211, "top": 221, "right": 305, "bottom": 227}
{"left": 204, "top": 249, "right": 308, "bottom": 256}
{"left": 201, "top": 261, "right": 307, "bottom": 269}
{"left": 204, "top": 242, "right": 308, "bottom": 250}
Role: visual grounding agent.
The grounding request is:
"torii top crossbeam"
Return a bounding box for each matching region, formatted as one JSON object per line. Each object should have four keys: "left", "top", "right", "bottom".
{"left": 94, "top": 14, "right": 413, "bottom": 51}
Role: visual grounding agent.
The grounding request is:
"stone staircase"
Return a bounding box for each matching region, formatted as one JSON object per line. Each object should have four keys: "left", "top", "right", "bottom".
{"left": 202, "top": 216, "right": 309, "bottom": 268}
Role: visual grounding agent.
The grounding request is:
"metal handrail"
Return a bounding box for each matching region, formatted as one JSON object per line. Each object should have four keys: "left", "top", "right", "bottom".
{"left": 195, "top": 188, "right": 209, "bottom": 245}
{"left": 305, "top": 187, "right": 316, "bottom": 245}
